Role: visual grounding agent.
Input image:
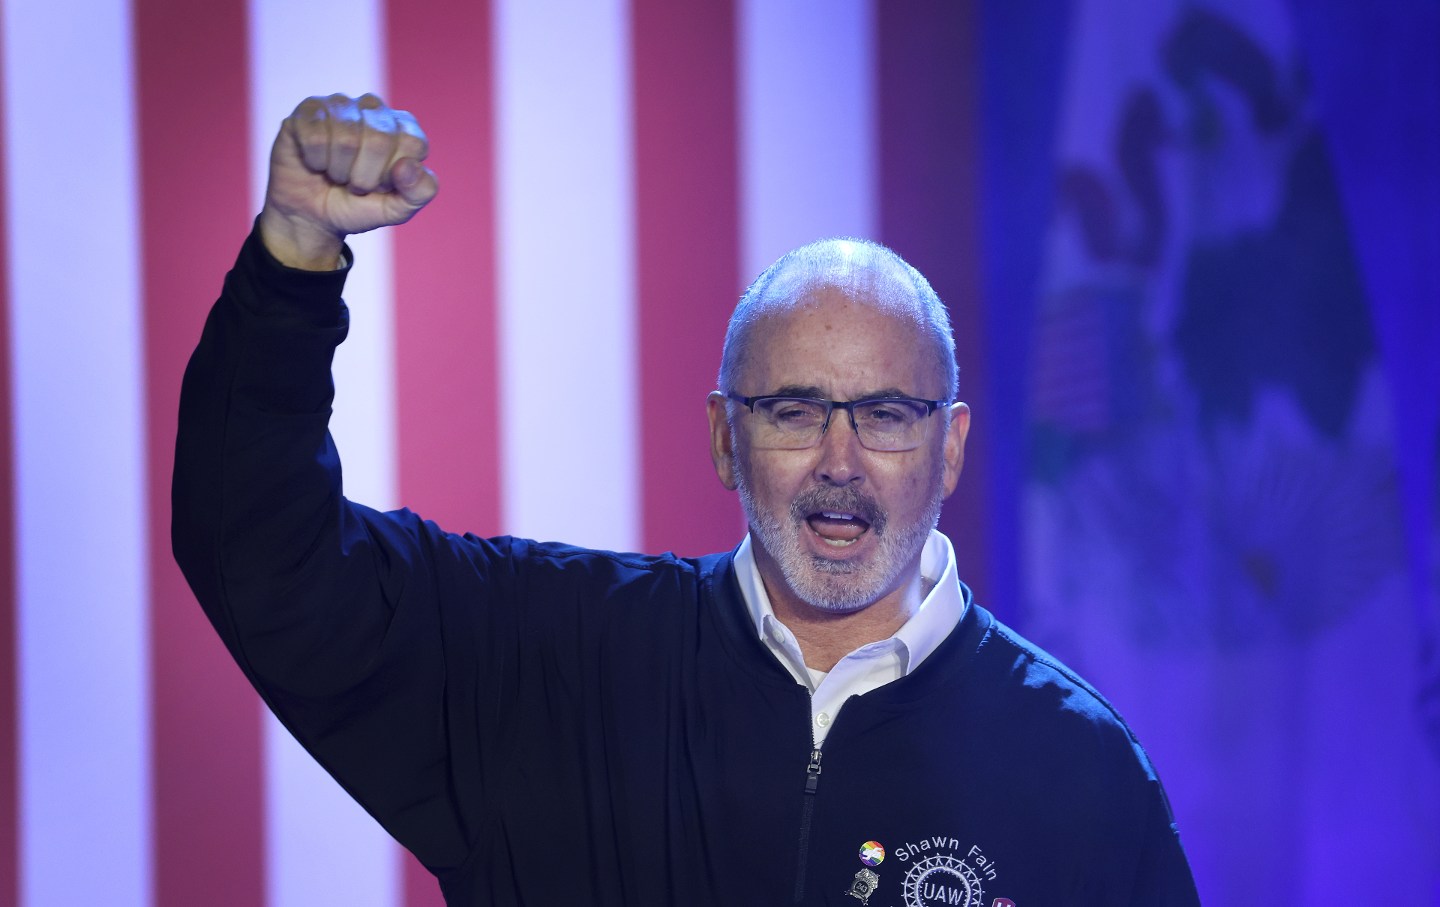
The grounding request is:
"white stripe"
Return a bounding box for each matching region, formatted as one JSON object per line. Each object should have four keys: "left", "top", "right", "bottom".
{"left": 495, "top": 0, "right": 638, "bottom": 551}
{"left": 249, "top": 1, "right": 400, "bottom": 904}
{"left": 738, "top": 0, "right": 877, "bottom": 279}
{"left": 3, "top": 0, "right": 151, "bottom": 903}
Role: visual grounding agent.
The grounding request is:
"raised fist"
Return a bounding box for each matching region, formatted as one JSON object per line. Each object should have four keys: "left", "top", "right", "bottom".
{"left": 259, "top": 93, "right": 438, "bottom": 269}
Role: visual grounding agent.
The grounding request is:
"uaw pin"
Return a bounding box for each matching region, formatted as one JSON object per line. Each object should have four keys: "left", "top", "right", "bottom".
{"left": 846, "top": 840, "right": 886, "bottom": 904}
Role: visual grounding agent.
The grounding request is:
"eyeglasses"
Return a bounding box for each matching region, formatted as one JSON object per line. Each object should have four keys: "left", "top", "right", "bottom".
{"left": 725, "top": 392, "right": 948, "bottom": 452}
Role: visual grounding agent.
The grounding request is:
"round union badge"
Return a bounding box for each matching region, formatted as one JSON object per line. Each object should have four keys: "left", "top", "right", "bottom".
{"left": 901, "top": 854, "right": 984, "bottom": 907}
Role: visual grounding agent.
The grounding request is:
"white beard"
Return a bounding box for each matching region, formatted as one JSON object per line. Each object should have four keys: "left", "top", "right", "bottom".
{"left": 734, "top": 457, "right": 943, "bottom": 613}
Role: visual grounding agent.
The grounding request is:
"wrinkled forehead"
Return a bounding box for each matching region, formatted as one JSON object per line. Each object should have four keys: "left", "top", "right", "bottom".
{"left": 750, "top": 277, "right": 927, "bottom": 342}
{"left": 743, "top": 281, "right": 942, "bottom": 395}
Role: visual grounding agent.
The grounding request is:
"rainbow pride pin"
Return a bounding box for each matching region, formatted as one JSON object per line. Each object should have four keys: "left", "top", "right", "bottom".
{"left": 859, "top": 841, "right": 885, "bottom": 867}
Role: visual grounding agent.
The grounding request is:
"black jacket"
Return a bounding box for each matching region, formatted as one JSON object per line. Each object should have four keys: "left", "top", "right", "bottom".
{"left": 172, "top": 227, "right": 1200, "bottom": 906}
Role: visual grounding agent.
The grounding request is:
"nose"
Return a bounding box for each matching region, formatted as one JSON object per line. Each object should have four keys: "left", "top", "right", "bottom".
{"left": 813, "top": 408, "right": 866, "bottom": 486}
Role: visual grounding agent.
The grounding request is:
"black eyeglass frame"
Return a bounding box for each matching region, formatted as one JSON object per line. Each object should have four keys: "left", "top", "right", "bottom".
{"left": 723, "top": 391, "right": 951, "bottom": 450}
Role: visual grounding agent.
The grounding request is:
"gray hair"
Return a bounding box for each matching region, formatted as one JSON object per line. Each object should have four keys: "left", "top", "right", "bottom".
{"left": 717, "top": 237, "right": 958, "bottom": 400}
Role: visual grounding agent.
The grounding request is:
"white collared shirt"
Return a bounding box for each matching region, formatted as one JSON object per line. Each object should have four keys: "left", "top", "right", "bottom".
{"left": 732, "top": 530, "right": 966, "bottom": 747}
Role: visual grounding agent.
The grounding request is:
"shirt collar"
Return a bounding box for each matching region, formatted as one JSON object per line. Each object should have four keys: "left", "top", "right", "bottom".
{"left": 733, "top": 529, "right": 965, "bottom": 676}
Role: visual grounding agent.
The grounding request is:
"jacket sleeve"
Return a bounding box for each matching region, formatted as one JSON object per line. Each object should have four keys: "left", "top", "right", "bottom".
{"left": 171, "top": 225, "right": 499, "bottom": 872}
{"left": 1127, "top": 773, "right": 1202, "bottom": 905}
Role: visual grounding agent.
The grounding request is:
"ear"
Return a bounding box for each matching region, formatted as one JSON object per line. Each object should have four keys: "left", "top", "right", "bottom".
{"left": 706, "top": 392, "right": 740, "bottom": 490}
{"left": 940, "top": 402, "right": 970, "bottom": 498}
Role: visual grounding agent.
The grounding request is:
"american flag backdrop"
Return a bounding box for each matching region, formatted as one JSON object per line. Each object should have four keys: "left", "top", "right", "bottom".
{"left": 1, "top": 2, "right": 987, "bottom": 903}
{"left": 3, "top": 0, "right": 1439, "bottom": 905}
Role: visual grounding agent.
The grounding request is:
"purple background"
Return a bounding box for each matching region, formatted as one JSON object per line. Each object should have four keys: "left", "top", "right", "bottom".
{"left": 904, "top": 2, "right": 1439, "bottom": 901}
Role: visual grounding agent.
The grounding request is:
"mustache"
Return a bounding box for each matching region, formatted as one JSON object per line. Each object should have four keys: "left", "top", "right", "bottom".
{"left": 789, "top": 485, "right": 887, "bottom": 534}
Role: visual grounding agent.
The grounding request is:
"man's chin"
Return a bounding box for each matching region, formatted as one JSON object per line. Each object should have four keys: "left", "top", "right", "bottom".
{"left": 785, "top": 561, "right": 889, "bottom": 613}
{"left": 806, "top": 551, "right": 865, "bottom": 575}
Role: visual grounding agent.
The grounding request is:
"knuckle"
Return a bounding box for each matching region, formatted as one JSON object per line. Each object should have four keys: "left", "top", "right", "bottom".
{"left": 294, "top": 95, "right": 328, "bottom": 116}
{"left": 316, "top": 94, "right": 357, "bottom": 123}
{"left": 288, "top": 98, "right": 328, "bottom": 138}
{"left": 331, "top": 137, "right": 361, "bottom": 160}
{"left": 396, "top": 129, "right": 427, "bottom": 155}
{"left": 329, "top": 114, "right": 362, "bottom": 147}
{"left": 394, "top": 114, "right": 430, "bottom": 158}
{"left": 359, "top": 106, "right": 397, "bottom": 132}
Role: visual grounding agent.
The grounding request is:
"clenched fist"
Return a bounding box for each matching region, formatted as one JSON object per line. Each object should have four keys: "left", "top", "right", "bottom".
{"left": 259, "top": 93, "right": 438, "bottom": 270}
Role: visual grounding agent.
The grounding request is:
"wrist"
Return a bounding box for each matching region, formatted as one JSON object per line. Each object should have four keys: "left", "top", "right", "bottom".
{"left": 258, "top": 207, "right": 346, "bottom": 270}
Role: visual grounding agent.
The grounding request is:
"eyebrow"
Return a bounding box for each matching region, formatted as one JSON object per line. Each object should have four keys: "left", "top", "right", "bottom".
{"left": 768, "top": 385, "right": 916, "bottom": 402}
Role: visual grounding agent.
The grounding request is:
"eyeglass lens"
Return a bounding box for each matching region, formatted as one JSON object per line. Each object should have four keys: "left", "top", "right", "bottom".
{"left": 750, "top": 397, "right": 931, "bottom": 451}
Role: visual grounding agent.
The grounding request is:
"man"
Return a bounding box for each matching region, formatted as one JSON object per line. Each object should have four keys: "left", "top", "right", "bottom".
{"left": 174, "top": 93, "right": 1199, "bottom": 906}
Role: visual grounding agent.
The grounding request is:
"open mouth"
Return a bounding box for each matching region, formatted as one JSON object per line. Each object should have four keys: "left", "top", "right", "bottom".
{"left": 806, "top": 510, "right": 872, "bottom": 546}
{"left": 791, "top": 486, "right": 885, "bottom": 552}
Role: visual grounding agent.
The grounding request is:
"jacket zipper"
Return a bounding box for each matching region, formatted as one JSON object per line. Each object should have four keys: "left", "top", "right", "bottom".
{"left": 793, "top": 738, "right": 823, "bottom": 903}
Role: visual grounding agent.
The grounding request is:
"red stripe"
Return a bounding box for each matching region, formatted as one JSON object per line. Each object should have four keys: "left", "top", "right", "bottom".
{"left": 632, "top": 0, "right": 744, "bottom": 556}
{"left": 874, "top": 6, "right": 993, "bottom": 598}
{"left": 386, "top": 1, "right": 498, "bottom": 903}
{"left": 133, "top": 1, "right": 264, "bottom": 902}
{"left": 0, "top": 21, "right": 18, "bottom": 904}
{"left": 386, "top": 0, "right": 501, "bottom": 541}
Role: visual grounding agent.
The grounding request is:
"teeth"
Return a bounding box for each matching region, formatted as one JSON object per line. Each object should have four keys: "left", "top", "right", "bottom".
{"left": 820, "top": 511, "right": 856, "bottom": 521}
